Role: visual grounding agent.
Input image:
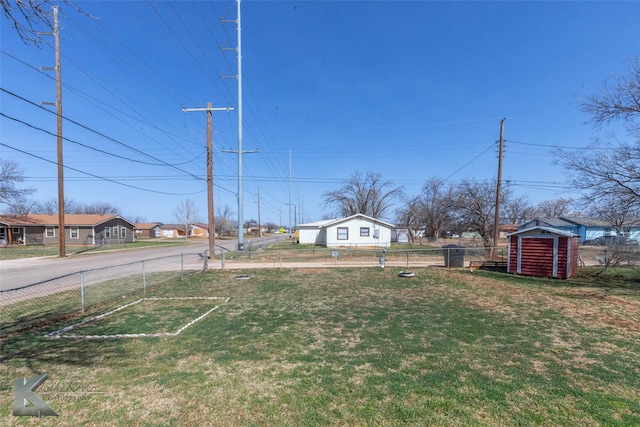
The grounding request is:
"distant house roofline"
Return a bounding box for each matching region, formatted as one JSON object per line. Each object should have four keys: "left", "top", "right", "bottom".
{"left": 0, "top": 214, "right": 132, "bottom": 227}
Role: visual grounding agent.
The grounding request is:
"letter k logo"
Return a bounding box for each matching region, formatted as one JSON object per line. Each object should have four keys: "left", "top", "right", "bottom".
{"left": 13, "top": 374, "right": 58, "bottom": 417}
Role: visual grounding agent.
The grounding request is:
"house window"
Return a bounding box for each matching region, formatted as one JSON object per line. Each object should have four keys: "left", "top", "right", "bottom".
{"left": 105, "top": 227, "right": 111, "bottom": 238}
{"left": 360, "top": 227, "right": 370, "bottom": 237}
{"left": 70, "top": 227, "right": 79, "bottom": 239}
{"left": 113, "top": 226, "right": 119, "bottom": 238}
{"left": 121, "top": 227, "right": 126, "bottom": 238}
{"left": 604, "top": 228, "right": 611, "bottom": 236}
{"left": 46, "top": 227, "right": 56, "bottom": 238}
{"left": 337, "top": 227, "right": 348, "bottom": 240}
{"left": 12, "top": 228, "right": 20, "bottom": 234}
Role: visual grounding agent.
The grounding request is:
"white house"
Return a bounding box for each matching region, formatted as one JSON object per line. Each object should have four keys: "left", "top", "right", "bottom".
{"left": 297, "top": 214, "right": 394, "bottom": 248}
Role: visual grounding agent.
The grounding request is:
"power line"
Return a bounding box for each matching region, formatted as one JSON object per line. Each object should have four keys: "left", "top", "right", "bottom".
{"left": 442, "top": 142, "right": 496, "bottom": 182}
{"left": 0, "top": 48, "right": 206, "bottom": 162}
{"left": 0, "top": 112, "right": 173, "bottom": 166}
{"left": 1, "top": 87, "right": 204, "bottom": 181}
{"left": 0, "top": 142, "right": 205, "bottom": 196}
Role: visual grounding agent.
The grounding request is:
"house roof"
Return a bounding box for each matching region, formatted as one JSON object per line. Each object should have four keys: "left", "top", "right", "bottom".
{"left": 521, "top": 217, "right": 576, "bottom": 228}
{"left": 523, "top": 216, "right": 640, "bottom": 229}
{"left": 298, "top": 218, "right": 337, "bottom": 228}
{"left": 160, "top": 223, "right": 186, "bottom": 230}
{"left": 298, "top": 214, "right": 395, "bottom": 229}
{"left": 0, "top": 214, "right": 132, "bottom": 227}
{"left": 507, "top": 226, "right": 579, "bottom": 238}
{"left": 135, "top": 222, "right": 163, "bottom": 230}
{"left": 560, "top": 216, "right": 640, "bottom": 227}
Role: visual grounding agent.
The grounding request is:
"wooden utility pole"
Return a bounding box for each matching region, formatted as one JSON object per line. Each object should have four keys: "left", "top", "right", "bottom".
{"left": 206, "top": 103, "right": 214, "bottom": 257}
{"left": 55, "top": 7, "right": 65, "bottom": 258}
{"left": 40, "top": 7, "right": 65, "bottom": 256}
{"left": 182, "top": 103, "right": 233, "bottom": 260}
{"left": 493, "top": 118, "right": 506, "bottom": 256}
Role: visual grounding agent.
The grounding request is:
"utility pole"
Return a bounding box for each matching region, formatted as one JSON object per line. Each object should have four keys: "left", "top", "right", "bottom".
{"left": 182, "top": 103, "right": 234, "bottom": 260}
{"left": 493, "top": 118, "right": 506, "bottom": 256}
{"left": 257, "top": 188, "right": 261, "bottom": 237}
{"left": 222, "top": 0, "right": 257, "bottom": 250}
{"left": 40, "top": 6, "right": 64, "bottom": 257}
{"left": 288, "top": 150, "right": 292, "bottom": 238}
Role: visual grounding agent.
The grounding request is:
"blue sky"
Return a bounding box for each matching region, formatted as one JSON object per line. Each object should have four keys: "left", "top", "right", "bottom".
{"left": 2, "top": 1, "right": 639, "bottom": 227}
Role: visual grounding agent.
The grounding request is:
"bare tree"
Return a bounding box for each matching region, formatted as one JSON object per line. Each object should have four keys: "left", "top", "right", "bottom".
{"left": 451, "top": 179, "right": 497, "bottom": 249}
{"left": 395, "top": 196, "right": 423, "bottom": 245}
{"left": 588, "top": 194, "right": 640, "bottom": 236}
{"left": 76, "top": 202, "right": 121, "bottom": 215}
{"left": 501, "top": 192, "right": 535, "bottom": 224}
{"left": 419, "top": 178, "right": 455, "bottom": 242}
{"left": 128, "top": 215, "right": 148, "bottom": 224}
{"left": 323, "top": 171, "right": 404, "bottom": 219}
{"left": 214, "top": 205, "right": 236, "bottom": 237}
{"left": 580, "top": 56, "right": 640, "bottom": 136}
{"left": 174, "top": 198, "right": 201, "bottom": 238}
{"left": 557, "top": 56, "right": 640, "bottom": 211}
{"left": 264, "top": 222, "right": 278, "bottom": 233}
{"left": 0, "top": 159, "right": 33, "bottom": 211}
{"left": 35, "top": 198, "right": 121, "bottom": 215}
{"left": 3, "top": 195, "right": 40, "bottom": 215}
{"left": 1, "top": 0, "right": 90, "bottom": 45}
{"left": 535, "top": 198, "right": 574, "bottom": 218}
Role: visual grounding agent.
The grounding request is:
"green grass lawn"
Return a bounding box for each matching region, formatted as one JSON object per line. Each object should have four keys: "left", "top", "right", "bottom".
{"left": 1, "top": 267, "right": 639, "bottom": 426}
{"left": 0, "top": 240, "right": 192, "bottom": 260}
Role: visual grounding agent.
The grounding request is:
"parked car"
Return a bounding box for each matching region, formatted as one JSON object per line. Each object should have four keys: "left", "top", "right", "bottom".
{"left": 584, "top": 236, "right": 638, "bottom": 246}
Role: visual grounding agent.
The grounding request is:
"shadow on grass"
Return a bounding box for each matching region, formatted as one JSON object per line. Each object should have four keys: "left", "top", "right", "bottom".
{"left": 1, "top": 319, "right": 130, "bottom": 368}
{"left": 467, "top": 266, "right": 640, "bottom": 293}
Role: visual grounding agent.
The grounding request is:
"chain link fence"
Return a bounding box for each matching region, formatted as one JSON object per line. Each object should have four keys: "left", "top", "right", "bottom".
{"left": 4, "top": 243, "right": 636, "bottom": 337}
{"left": 216, "top": 245, "right": 507, "bottom": 269}
{"left": 1, "top": 253, "right": 206, "bottom": 337}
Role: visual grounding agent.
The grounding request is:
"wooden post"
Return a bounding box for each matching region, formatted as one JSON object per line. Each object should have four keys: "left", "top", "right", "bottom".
{"left": 492, "top": 118, "right": 505, "bottom": 257}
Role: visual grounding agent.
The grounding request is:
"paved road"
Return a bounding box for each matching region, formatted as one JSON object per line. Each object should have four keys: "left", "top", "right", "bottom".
{"left": 0, "top": 236, "right": 280, "bottom": 291}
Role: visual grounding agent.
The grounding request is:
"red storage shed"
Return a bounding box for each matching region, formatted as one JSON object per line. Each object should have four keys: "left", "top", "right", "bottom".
{"left": 507, "top": 226, "right": 579, "bottom": 279}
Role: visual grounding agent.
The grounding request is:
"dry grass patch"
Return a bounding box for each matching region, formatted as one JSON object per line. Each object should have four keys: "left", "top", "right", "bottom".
{"left": 2, "top": 267, "right": 639, "bottom": 425}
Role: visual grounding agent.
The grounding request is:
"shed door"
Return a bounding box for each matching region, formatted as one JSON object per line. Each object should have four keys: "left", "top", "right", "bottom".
{"left": 518, "top": 237, "right": 556, "bottom": 277}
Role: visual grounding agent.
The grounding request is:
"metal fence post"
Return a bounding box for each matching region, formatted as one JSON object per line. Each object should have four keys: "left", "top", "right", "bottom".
{"left": 280, "top": 250, "right": 283, "bottom": 269}
{"left": 181, "top": 253, "right": 184, "bottom": 278}
{"left": 80, "top": 271, "right": 85, "bottom": 313}
{"left": 406, "top": 251, "right": 409, "bottom": 268}
{"left": 142, "top": 260, "right": 146, "bottom": 294}
{"left": 221, "top": 251, "right": 225, "bottom": 269}
{"left": 446, "top": 247, "right": 450, "bottom": 268}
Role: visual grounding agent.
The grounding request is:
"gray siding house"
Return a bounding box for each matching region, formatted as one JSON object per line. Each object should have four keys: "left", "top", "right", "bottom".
{"left": 0, "top": 214, "right": 135, "bottom": 246}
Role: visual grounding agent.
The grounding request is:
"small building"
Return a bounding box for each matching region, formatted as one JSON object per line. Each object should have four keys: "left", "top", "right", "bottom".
{"left": 134, "top": 222, "right": 163, "bottom": 239}
{"left": 298, "top": 214, "right": 394, "bottom": 248}
{"left": 159, "top": 223, "right": 209, "bottom": 238}
{"left": 190, "top": 222, "right": 210, "bottom": 238}
{"left": 507, "top": 226, "right": 579, "bottom": 279}
{"left": 498, "top": 224, "right": 519, "bottom": 239}
{"left": 160, "top": 223, "right": 189, "bottom": 238}
{"left": 0, "top": 214, "right": 135, "bottom": 246}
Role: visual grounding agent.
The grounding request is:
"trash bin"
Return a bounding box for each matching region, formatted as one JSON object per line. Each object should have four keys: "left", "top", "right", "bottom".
{"left": 442, "top": 244, "right": 465, "bottom": 268}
